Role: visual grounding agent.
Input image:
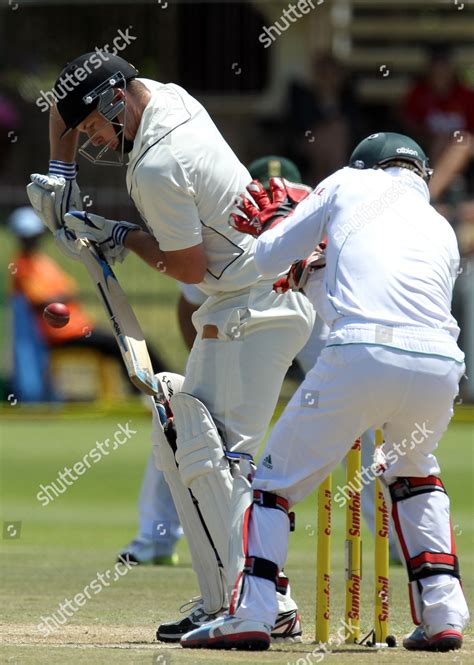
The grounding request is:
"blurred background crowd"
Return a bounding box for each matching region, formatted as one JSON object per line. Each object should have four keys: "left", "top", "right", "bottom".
{"left": 1, "top": 0, "right": 473, "bottom": 403}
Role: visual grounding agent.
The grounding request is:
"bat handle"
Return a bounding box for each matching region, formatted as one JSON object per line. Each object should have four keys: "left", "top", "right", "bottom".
{"left": 153, "top": 397, "right": 169, "bottom": 427}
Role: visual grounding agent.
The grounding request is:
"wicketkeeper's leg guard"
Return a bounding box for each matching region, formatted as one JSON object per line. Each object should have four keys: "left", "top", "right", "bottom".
{"left": 226, "top": 452, "right": 256, "bottom": 606}
{"left": 386, "top": 475, "right": 469, "bottom": 631}
{"left": 227, "top": 465, "right": 294, "bottom": 590}
{"left": 229, "top": 490, "right": 295, "bottom": 622}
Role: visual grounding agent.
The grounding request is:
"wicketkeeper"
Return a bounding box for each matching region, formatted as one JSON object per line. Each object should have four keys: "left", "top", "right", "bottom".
{"left": 181, "top": 132, "right": 469, "bottom": 652}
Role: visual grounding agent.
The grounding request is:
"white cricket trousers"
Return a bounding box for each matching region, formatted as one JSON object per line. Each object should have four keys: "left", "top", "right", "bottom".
{"left": 235, "top": 344, "right": 468, "bottom": 631}
{"left": 182, "top": 283, "right": 315, "bottom": 457}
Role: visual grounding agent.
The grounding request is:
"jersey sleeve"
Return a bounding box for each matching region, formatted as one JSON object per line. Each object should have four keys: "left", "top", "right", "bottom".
{"left": 254, "top": 174, "right": 336, "bottom": 278}
{"left": 135, "top": 151, "right": 203, "bottom": 252}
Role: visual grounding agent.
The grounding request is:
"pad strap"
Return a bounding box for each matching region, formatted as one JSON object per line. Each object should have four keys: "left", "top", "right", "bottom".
{"left": 276, "top": 572, "right": 289, "bottom": 595}
{"left": 243, "top": 556, "right": 279, "bottom": 585}
{"left": 390, "top": 476, "right": 446, "bottom": 503}
{"left": 253, "top": 490, "right": 295, "bottom": 531}
{"left": 407, "top": 551, "right": 460, "bottom": 581}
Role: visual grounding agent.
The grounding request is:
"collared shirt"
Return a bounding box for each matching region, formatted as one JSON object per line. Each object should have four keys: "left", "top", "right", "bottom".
{"left": 126, "top": 78, "right": 263, "bottom": 295}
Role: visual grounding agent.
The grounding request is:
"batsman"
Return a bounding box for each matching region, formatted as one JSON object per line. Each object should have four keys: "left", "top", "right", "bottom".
{"left": 26, "top": 53, "right": 315, "bottom": 641}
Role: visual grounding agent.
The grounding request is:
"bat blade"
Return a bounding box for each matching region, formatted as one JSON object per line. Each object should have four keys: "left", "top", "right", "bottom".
{"left": 76, "top": 238, "right": 158, "bottom": 396}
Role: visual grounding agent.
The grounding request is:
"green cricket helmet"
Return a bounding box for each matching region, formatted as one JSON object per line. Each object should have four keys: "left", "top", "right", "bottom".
{"left": 248, "top": 155, "right": 302, "bottom": 190}
{"left": 349, "top": 132, "right": 432, "bottom": 181}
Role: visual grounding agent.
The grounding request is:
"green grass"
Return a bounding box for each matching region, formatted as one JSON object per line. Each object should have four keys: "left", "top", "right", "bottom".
{"left": 1, "top": 410, "right": 473, "bottom": 664}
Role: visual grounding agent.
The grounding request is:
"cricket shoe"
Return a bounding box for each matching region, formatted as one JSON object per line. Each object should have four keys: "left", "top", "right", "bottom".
{"left": 157, "top": 597, "right": 301, "bottom": 644}
{"left": 181, "top": 615, "right": 271, "bottom": 650}
{"left": 117, "top": 537, "right": 179, "bottom": 566}
{"left": 403, "top": 623, "right": 463, "bottom": 652}
{"left": 271, "top": 605, "right": 302, "bottom": 642}
{"left": 157, "top": 598, "right": 223, "bottom": 642}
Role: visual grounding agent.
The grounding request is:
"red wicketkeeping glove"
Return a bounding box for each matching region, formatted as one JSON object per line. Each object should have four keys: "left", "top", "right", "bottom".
{"left": 273, "top": 242, "right": 327, "bottom": 294}
{"left": 229, "top": 177, "right": 312, "bottom": 237}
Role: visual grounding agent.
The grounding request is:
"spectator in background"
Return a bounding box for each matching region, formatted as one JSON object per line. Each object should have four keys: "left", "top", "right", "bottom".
{"left": 9, "top": 207, "right": 93, "bottom": 401}
{"left": 402, "top": 46, "right": 474, "bottom": 169}
{"left": 402, "top": 48, "right": 474, "bottom": 406}
{"left": 284, "top": 53, "right": 360, "bottom": 184}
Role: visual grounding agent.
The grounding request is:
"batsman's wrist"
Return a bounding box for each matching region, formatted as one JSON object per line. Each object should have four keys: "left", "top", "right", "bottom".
{"left": 48, "top": 160, "right": 77, "bottom": 180}
{"left": 123, "top": 227, "right": 144, "bottom": 249}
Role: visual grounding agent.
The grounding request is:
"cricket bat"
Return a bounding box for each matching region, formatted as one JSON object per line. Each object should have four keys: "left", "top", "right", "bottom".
{"left": 26, "top": 179, "right": 159, "bottom": 396}
{"left": 76, "top": 238, "right": 158, "bottom": 396}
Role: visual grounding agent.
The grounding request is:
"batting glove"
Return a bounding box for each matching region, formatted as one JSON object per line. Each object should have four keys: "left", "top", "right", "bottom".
{"left": 53, "top": 226, "right": 81, "bottom": 261}
{"left": 229, "top": 177, "right": 312, "bottom": 237}
{"left": 64, "top": 210, "right": 140, "bottom": 264}
{"left": 27, "top": 170, "right": 82, "bottom": 232}
{"left": 273, "top": 243, "right": 326, "bottom": 294}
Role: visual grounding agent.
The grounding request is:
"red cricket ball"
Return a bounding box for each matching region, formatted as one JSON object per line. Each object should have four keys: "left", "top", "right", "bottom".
{"left": 43, "top": 302, "right": 70, "bottom": 329}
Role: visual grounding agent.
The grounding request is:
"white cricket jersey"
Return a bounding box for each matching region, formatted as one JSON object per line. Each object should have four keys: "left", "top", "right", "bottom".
{"left": 255, "top": 166, "right": 464, "bottom": 362}
{"left": 126, "top": 78, "right": 262, "bottom": 295}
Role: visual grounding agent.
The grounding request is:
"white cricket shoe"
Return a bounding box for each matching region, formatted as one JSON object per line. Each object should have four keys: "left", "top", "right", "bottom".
{"left": 158, "top": 591, "right": 302, "bottom": 644}
{"left": 271, "top": 594, "right": 302, "bottom": 642}
{"left": 180, "top": 615, "right": 271, "bottom": 650}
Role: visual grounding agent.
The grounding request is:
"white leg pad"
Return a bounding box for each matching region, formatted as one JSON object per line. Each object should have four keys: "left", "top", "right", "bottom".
{"left": 151, "top": 373, "right": 226, "bottom": 614}
{"left": 227, "top": 456, "right": 255, "bottom": 607}
{"left": 171, "top": 392, "right": 234, "bottom": 584}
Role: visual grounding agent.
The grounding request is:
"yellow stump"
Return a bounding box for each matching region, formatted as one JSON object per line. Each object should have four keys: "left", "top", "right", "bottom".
{"left": 315, "top": 474, "right": 332, "bottom": 643}
{"left": 344, "top": 439, "right": 362, "bottom": 643}
{"left": 374, "top": 429, "right": 390, "bottom": 646}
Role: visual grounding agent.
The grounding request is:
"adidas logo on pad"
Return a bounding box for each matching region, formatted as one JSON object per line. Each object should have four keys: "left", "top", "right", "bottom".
{"left": 263, "top": 455, "right": 273, "bottom": 469}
